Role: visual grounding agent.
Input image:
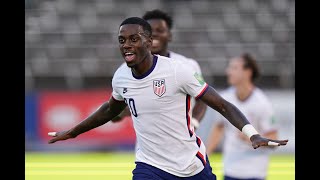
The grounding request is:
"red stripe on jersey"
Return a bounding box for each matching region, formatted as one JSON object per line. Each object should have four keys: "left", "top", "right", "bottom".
{"left": 196, "top": 136, "right": 202, "bottom": 147}
{"left": 196, "top": 151, "right": 206, "bottom": 166}
{"left": 160, "top": 85, "right": 164, "bottom": 95}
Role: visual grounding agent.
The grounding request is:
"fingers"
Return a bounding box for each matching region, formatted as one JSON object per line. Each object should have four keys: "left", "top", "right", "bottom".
{"left": 253, "top": 143, "right": 260, "bottom": 149}
{"left": 269, "top": 139, "right": 289, "bottom": 146}
{"left": 277, "top": 139, "right": 289, "bottom": 145}
{"left": 48, "top": 135, "right": 68, "bottom": 144}
{"left": 48, "top": 138, "right": 58, "bottom": 144}
{"left": 252, "top": 138, "right": 288, "bottom": 149}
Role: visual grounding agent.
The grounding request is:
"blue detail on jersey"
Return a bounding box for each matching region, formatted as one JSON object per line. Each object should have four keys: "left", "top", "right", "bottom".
{"left": 125, "top": 98, "right": 138, "bottom": 117}
{"left": 186, "top": 95, "right": 193, "bottom": 137}
{"left": 132, "top": 55, "right": 158, "bottom": 79}
{"left": 195, "top": 84, "right": 209, "bottom": 100}
{"left": 196, "top": 136, "right": 201, "bottom": 147}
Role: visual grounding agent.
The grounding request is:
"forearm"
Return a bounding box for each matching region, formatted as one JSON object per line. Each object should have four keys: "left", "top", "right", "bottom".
{"left": 192, "top": 99, "right": 207, "bottom": 122}
{"left": 218, "top": 101, "right": 250, "bottom": 131}
{"left": 200, "top": 87, "right": 250, "bottom": 131}
{"left": 69, "top": 101, "right": 123, "bottom": 137}
{"left": 111, "top": 106, "right": 130, "bottom": 122}
{"left": 206, "top": 123, "right": 224, "bottom": 154}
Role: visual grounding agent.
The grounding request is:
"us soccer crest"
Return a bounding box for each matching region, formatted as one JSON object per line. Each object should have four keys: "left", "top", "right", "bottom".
{"left": 153, "top": 79, "right": 166, "bottom": 97}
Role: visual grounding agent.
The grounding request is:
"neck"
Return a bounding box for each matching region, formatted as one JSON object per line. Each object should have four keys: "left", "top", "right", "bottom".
{"left": 235, "top": 81, "right": 255, "bottom": 101}
{"left": 157, "top": 48, "right": 170, "bottom": 57}
{"left": 132, "top": 52, "right": 154, "bottom": 76}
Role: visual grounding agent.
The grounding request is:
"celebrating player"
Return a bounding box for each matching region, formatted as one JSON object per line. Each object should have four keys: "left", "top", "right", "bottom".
{"left": 112, "top": 9, "right": 207, "bottom": 129}
{"left": 48, "top": 17, "right": 288, "bottom": 180}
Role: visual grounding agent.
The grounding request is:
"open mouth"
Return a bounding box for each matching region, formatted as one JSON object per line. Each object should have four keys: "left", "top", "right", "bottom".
{"left": 124, "top": 52, "right": 136, "bottom": 62}
{"left": 152, "top": 39, "right": 160, "bottom": 48}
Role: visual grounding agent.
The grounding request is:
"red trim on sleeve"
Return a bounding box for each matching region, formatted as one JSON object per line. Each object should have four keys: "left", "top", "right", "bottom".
{"left": 196, "top": 84, "right": 209, "bottom": 100}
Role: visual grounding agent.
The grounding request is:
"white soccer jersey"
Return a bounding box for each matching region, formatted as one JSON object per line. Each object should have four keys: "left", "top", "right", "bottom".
{"left": 112, "top": 55, "right": 209, "bottom": 177}
{"left": 216, "top": 87, "right": 277, "bottom": 179}
{"left": 169, "top": 51, "right": 203, "bottom": 110}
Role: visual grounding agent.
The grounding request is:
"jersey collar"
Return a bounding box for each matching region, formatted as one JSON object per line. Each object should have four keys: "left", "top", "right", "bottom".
{"left": 132, "top": 55, "right": 158, "bottom": 79}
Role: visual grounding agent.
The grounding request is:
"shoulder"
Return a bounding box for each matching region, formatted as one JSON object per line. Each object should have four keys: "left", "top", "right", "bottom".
{"left": 169, "top": 51, "right": 187, "bottom": 60}
{"left": 155, "top": 54, "right": 179, "bottom": 70}
{"left": 112, "top": 63, "right": 130, "bottom": 83}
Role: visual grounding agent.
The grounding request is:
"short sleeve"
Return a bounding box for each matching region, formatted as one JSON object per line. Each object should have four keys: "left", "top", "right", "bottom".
{"left": 175, "top": 62, "right": 209, "bottom": 99}
{"left": 111, "top": 76, "right": 124, "bottom": 101}
{"left": 259, "top": 102, "right": 277, "bottom": 134}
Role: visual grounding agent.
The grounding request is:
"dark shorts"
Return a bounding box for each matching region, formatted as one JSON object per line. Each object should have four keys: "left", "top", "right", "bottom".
{"left": 132, "top": 156, "right": 217, "bottom": 180}
{"left": 224, "top": 175, "right": 264, "bottom": 180}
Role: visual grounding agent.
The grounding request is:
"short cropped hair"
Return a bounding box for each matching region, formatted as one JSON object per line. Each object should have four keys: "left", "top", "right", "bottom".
{"left": 142, "top": 9, "right": 173, "bottom": 30}
{"left": 119, "top": 17, "right": 152, "bottom": 37}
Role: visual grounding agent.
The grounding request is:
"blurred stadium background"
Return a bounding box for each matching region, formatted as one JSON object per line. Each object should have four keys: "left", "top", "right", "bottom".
{"left": 25, "top": 0, "right": 295, "bottom": 179}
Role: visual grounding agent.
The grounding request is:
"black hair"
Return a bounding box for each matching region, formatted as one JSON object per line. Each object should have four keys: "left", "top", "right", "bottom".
{"left": 119, "top": 17, "right": 152, "bottom": 37}
{"left": 142, "top": 9, "right": 173, "bottom": 30}
{"left": 241, "top": 53, "right": 260, "bottom": 82}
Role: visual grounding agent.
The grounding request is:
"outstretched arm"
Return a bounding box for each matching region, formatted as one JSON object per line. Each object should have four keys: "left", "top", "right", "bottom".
{"left": 199, "top": 86, "right": 288, "bottom": 149}
{"left": 48, "top": 97, "right": 127, "bottom": 144}
{"left": 111, "top": 106, "right": 131, "bottom": 123}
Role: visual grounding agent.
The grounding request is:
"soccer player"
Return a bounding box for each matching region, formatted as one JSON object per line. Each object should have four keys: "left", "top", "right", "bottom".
{"left": 206, "top": 53, "right": 280, "bottom": 180}
{"left": 112, "top": 9, "right": 207, "bottom": 128}
{"left": 48, "top": 17, "right": 288, "bottom": 180}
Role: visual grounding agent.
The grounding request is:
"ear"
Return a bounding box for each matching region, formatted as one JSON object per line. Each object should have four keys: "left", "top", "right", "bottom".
{"left": 146, "top": 36, "right": 153, "bottom": 49}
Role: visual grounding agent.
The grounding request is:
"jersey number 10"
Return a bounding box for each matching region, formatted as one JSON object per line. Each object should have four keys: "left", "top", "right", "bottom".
{"left": 124, "top": 98, "right": 138, "bottom": 117}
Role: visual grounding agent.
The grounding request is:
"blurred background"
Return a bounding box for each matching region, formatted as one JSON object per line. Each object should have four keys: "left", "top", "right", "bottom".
{"left": 25, "top": 0, "right": 295, "bottom": 179}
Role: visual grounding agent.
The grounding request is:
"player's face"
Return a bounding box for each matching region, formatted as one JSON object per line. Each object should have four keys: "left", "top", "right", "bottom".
{"left": 118, "top": 24, "right": 152, "bottom": 67}
{"left": 147, "top": 19, "right": 171, "bottom": 55}
{"left": 226, "top": 58, "right": 247, "bottom": 86}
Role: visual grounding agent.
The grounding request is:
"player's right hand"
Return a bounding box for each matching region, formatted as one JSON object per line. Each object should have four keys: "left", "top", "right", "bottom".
{"left": 250, "top": 134, "right": 288, "bottom": 149}
{"left": 47, "top": 130, "right": 76, "bottom": 144}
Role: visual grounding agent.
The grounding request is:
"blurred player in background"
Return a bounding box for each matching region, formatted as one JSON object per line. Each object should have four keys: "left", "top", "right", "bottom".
{"left": 48, "top": 17, "right": 287, "bottom": 180}
{"left": 206, "top": 53, "right": 279, "bottom": 180}
{"left": 112, "top": 9, "right": 207, "bottom": 128}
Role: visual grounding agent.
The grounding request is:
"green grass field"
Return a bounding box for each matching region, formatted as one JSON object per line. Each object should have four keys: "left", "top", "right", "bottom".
{"left": 25, "top": 152, "right": 294, "bottom": 180}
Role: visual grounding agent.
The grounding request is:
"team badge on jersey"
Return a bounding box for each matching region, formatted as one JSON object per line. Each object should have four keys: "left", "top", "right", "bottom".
{"left": 153, "top": 79, "right": 166, "bottom": 97}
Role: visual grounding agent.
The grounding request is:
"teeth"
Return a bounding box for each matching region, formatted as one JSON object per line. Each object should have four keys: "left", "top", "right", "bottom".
{"left": 125, "top": 52, "right": 134, "bottom": 55}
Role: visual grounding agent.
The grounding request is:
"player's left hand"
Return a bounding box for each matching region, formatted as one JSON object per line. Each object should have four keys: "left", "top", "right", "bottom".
{"left": 250, "top": 134, "right": 288, "bottom": 149}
